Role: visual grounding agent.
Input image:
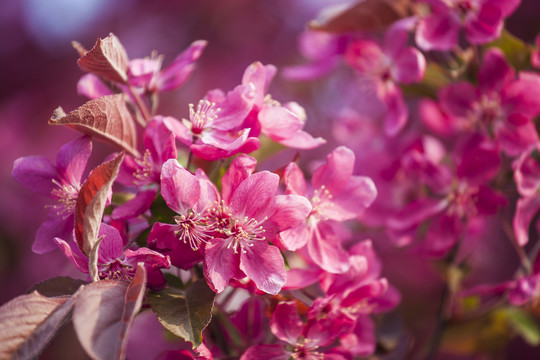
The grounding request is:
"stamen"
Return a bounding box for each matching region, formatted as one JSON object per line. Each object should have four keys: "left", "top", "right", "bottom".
{"left": 189, "top": 99, "right": 220, "bottom": 134}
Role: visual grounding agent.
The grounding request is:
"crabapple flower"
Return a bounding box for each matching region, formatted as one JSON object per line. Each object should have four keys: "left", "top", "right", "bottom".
{"left": 241, "top": 62, "right": 326, "bottom": 149}
{"left": 112, "top": 117, "right": 177, "bottom": 220}
{"left": 416, "top": 0, "right": 521, "bottom": 51}
{"left": 147, "top": 158, "right": 219, "bottom": 269}
{"left": 12, "top": 135, "right": 92, "bottom": 253}
{"left": 204, "top": 155, "right": 311, "bottom": 295}
{"left": 387, "top": 135, "right": 506, "bottom": 255}
{"left": 241, "top": 301, "right": 351, "bottom": 360}
{"left": 55, "top": 223, "right": 171, "bottom": 289}
{"left": 281, "top": 146, "right": 377, "bottom": 273}
{"left": 345, "top": 18, "right": 426, "bottom": 135}
{"left": 423, "top": 48, "right": 540, "bottom": 156}
{"left": 164, "top": 83, "right": 259, "bottom": 161}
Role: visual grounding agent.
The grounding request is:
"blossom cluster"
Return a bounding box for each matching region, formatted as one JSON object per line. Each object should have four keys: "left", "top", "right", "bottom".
{"left": 4, "top": 0, "right": 540, "bottom": 359}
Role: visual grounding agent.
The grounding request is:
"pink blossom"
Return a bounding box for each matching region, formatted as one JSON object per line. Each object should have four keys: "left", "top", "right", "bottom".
{"left": 113, "top": 117, "right": 177, "bottom": 220}
{"left": 281, "top": 146, "right": 377, "bottom": 273}
{"left": 416, "top": 0, "right": 521, "bottom": 51}
{"left": 241, "top": 62, "right": 326, "bottom": 149}
{"left": 203, "top": 155, "right": 311, "bottom": 294}
{"left": 163, "top": 83, "right": 259, "bottom": 161}
{"left": 147, "top": 158, "right": 219, "bottom": 269}
{"left": 55, "top": 223, "right": 171, "bottom": 289}
{"left": 12, "top": 135, "right": 92, "bottom": 253}
{"left": 345, "top": 18, "right": 426, "bottom": 135}
{"left": 423, "top": 48, "right": 540, "bottom": 156}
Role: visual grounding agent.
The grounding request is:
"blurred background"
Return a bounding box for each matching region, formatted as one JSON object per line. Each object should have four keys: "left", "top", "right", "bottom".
{"left": 2, "top": 0, "right": 540, "bottom": 358}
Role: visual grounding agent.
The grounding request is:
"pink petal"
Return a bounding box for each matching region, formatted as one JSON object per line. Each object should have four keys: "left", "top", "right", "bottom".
{"left": 162, "top": 116, "right": 193, "bottom": 146}
{"left": 56, "top": 135, "right": 92, "bottom": 186}
{"left": 204, "top": 239, "right": 239, "bottom": 293}
{"left": 416, "top": 12, "right": 460, "bottom": 51}
{"left": 160, "top": 159, "right": 201, "bottom": 215}
{"left": 279, "top": 223, "right": 311, "bottom": 251}
{"left": 283, "top": 267, "right": 322, "bottom": 290}
{"left": 419, "top": 99, "right": 458, "bottom": 135}
{"left": 307, "top": 222, "right": 350, "bottom": 274}
{"left": 222, "top": 155, "right": 257, "bottom": 204}
{"left": 157, "top": 40, "right": 207, "bottom": 92}
{"left": 514, "top": 196, "right": 540, "bottom": 246}
{"left": 12, "top": 155, "right": 59, "bottom": 197}
{"left": 258, "top": 106, "right": 304, "bottom": 141}
{"left": 478, "top": 48, "right": 514, "bottom": 93}
{"left": 77, "top": 73, "right": 113, "bottom": 99}
{"left": 211, "top": 84, "right": 255, "bottom": 130}
{"left": 112, "top": 189, "right": 157, "bottom": 221}
{"left": 322, "top": 175, "right": 377, "bottom": 221}
{"left": 144, "top": 117, "right": 177, "bottom": 167}
{"left": 502, "top": 72, "right": 540, "bottom": 120}
{"left": 312, "top": 146, "right": 354, "bottom": 195}
{"left": 240, "top": 345, "right": 289, "bottom": 360}
{"left": 382, "top": 82, "right": 408, "bottom": 136}
{"left": 281, "top": 58, "right": 340, "bottom": 81}
{"left": 270, "top": 301, "right": 303, "bottom": 344}
{"left": 242, "top": 62, "right": 277, "bottom": 107}
{"left": 494, "top": 119, "right": 539, "bottom": 157}
{"left": 383, "top": 17, "right": 418, "bottom": 58}
{"left": 283, "top": 162, "right": 308, "bottom": 196}
{"left": 344, "top": 40, "right": 384, "bottom": 75}
{"left": 54, "top": 237, "right": 89, "bottom": 273}
{"left": 391, "top": 47, "right": 426, "bottom": 84}
{"left": 147, "top": 223, "right": 181, "bottom": 252}
{"left": 230, "top": 171, "right": 279, "bottom": 219}
{"left": 513, "top": 146, "right": 540, "bottom": 197}
{"left": 387, "top": 198, "right": 448, "bottom": 231}
{"left": 34, "top": 213, "right": 74, "bottom": 254}
{"left": 439, "top": 82, "right": 476, "bottom": 118}
{"left": 240, "top": 241, "right": 286, "bottom": 295}
{"left": 97, "top": 223, "right": 124, "bottom": 262}
{"left": 465, "top": 3, "right": 503, "bottom": 45}
{"left": 338, "top": 315, "right": 376, "bottom": 357}
{"left": 270, "top": 194, "right": 311, "bottom": 231}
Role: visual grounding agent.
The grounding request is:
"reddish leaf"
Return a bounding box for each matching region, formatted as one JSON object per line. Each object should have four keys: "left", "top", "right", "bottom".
{"left": 309, "top": 0, "right": 410, "bottom": 33}
{"left": 74, "top": 152, "right": 124, "bottom": 256}
{"left": 148, "top": 279, "right": 215, "bottom": 347}
{"left": 73, "top": 265, "right": 147, "bottom": 360}
{"left": 77, "top": 33, "right": 129, "bottom": 83}
{"left": 49, "top": 94, "right": 139, "bottom": 157}
{"left": 0, "top": 291, "right": 77, "bottom": 359}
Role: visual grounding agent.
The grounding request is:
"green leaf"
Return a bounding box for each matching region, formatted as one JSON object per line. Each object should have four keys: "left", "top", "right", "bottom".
{"left": 502, "top": 307, "right": 540, "bottom": 346}
{"left": 148, "top": 279, "right": 216, "bottom": 347}
{"left": 485, "top": 30, "right": 532, "bottom": 71}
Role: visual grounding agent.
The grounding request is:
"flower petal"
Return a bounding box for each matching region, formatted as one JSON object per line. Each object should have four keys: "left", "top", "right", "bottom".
{"left": 204, "top": 239, "right": 239, "bottom": 293}
{"left": 240, "top": 241, "right": 286, "bottom": 295}
{"left": 160, "top": 159, "right": 201, "bottom": 215}
{"left": 270, "top": 301, "right": 303, "bottom": 344}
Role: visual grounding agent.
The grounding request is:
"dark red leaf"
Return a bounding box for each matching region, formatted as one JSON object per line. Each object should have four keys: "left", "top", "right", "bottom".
{"left": 77, "top": 33, "right": 129, "bottom": 83}
{"left": 0, "top": 291, "right": 76, "bottom": 359}
{"left": 74, "top": 152, "right": 124, "bottom": 256}
{"left": 72, "top": 265, "right": 146, "bottom": 360}
{"left": 49, "top": 94, "right": 139, "bottom": 157}
{"left": 309, "top": 0, "right": 410, "bottom": 33}
{"left": 27, "top": 276, "right": 88, "bottom": 297}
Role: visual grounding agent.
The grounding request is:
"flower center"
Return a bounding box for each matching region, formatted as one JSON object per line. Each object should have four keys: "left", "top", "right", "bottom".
{"left": 98, "top": 259, "right": 135, "bottom": 281}
{"left": 48, "top": 179, "right": 78, "bottom": 219}
{"left": 446, "top": 182, "right": 479, "bottom": 219}
{"left": 189, "top": 99, "right": 220, "bottom": 135}
{"left": 174, "top": 209, "right": 211, "bottom": 251}
{"left": 133, "top": 149, "right": 155, "bottom": 184}
{"left": 310, "top": 185, "right": 334, "bottom": 220}
{"left": 208, "top": 201, "right": 268, "bottom": 254}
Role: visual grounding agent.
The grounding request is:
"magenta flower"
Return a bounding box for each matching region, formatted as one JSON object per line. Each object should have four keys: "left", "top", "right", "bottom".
{"left": 112, "top": 117, "right": 177, "bottom": 220}
{"left": 55, "top": 222, "right": 171, "bottom": 289}
{"left": 203, "top": 155, "right": 311, "bottom": 294}
{"left": 12, "top": 135, "right": 92, "bottom": 253}
{"left": 241, "top": 301, "right": 352, "bottom": 360}
{"left": 424, "top": 48, "right": 540, "bottom": 156}
{"left": 345, "top": 18, "right": 426, "bottom": 135}
{"left": 147, "top": 158, "right": 219, "bottom": 269}
{"left": 416, "top": 0, "right": 521, "bottom": 51}
{"left": 241, "top": 62, "right": 326, "bottom": 149}
{"left": 387, "top": 135, "right": 506, "bottom": 255}
{"left": 164, "top": 83, "right": 259, "bottom": 161}
{"left": 281, "top": 146, "right": 377, "bottom": 274}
